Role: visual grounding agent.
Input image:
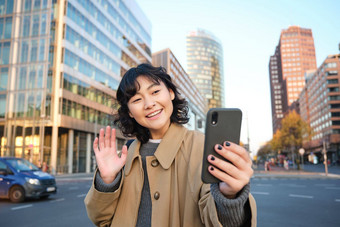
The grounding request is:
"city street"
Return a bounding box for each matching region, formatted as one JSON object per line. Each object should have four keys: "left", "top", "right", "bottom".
{"left": 251, "top": 177, "right": 340, "bottom": 227}
{"left": 0, "top": 173, "right": 339, "bottom": 226}
{"left": 0, "top": 175, "right": 94, "bottom": 227}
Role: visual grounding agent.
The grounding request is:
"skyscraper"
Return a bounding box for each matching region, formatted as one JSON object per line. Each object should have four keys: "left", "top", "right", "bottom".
{"left": 269, "top": 26, "right": 317, "bottom": 133}
{"left": 0, "top": 0, "right": 151, "bottom": 174}
{"left": 269, "top": 46, "right": 287, "bottom": 134}
{"left": 186, "top": 29, "right": 225, "bottom": 108}
{"left": 280, "top": 26, "right": 317, "bottom": 106}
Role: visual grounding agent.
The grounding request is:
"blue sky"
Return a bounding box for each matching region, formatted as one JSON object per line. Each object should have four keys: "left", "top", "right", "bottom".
{"left": 135, "top": 0, "right": 340, "bottom": 154}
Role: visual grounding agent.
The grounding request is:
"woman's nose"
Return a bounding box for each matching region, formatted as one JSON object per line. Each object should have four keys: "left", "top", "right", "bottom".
{"left": 144, "top": 98, "right": 155, "bottom": 109}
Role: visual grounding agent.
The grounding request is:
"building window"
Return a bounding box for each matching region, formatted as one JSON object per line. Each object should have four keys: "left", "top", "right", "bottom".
{"left": 327, "top": 79, "right": 338, "bottom": 84}
{"left": 0, "top": 94, "right": 6, "bottom": 118}
{"left": 3, "top": 17, "right": 12, "bottom": 39}
{"left": 0, "top": 42, "right": 10, "bottom": 64}
{"left": 0, "top": 67, "right": 8, "bottom": 91}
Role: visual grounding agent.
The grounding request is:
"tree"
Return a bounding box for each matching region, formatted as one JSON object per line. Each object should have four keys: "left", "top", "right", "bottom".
{"left": 270, "top": 110, "right": 312, "bottom": 169}
{"left": 280, "top": 110, "right": 312, "bottom": 150}
{"left": 270, "top": 129, "right": 282, "bottom": 152}
{"left": 257, "top": 143, "right": 273, "bottom": 160}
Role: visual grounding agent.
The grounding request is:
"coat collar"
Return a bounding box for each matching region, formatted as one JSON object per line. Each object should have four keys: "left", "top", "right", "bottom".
{"left": 124, "top": 123, "right": 187, "bottom": 175}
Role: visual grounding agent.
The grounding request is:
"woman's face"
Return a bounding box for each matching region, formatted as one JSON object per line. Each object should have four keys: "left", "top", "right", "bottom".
{"left": 127, "top": 76, "right": 175, "bottom": 139}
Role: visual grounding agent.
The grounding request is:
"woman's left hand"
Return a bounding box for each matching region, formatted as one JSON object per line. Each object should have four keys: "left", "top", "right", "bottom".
{"left": 207, "top": 141, "right": 254, "bottom": 199}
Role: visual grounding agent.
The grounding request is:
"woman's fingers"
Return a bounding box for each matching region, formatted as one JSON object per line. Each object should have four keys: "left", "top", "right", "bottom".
{"left": 214, "top": 144, "right": 247, "bottom": 170}
{"left": 104, "top": 126, "right": 111, "bottom": 148}
{"left": 111, "top": 128, "right": 116, "bottom": 150}
{"left": 97, "top": 127, "right": 117, "bottom": 153}
{"left": 208, "top": 164, "right": 238, "bottom": 186}
{"left": 223, "top": 141, "right": 252, "bottom": 165}
{"left": 93, "top": 137, "right": 99, "bottom": 153}
{"left": 208, "top": 142, "right": 254, "bottom": 197}
{"left": 98, "top": 128, "right": 105, "bottom": 151}
{"left": 208, "top": 155, "right": 240, "bottom": 179}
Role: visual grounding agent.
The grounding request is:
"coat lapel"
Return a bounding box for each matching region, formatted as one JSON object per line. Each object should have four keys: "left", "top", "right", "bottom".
{"left": 124, "top": 123, "right": 188, "bottom": 174}
{"left": 154, "top": 123, "right": 187, "bottom": 169}
{"left": 124, "top": 139, "right": 141, "bottom": 175}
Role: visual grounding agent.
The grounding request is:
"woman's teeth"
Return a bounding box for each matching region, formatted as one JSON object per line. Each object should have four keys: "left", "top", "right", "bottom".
{"left": 147, "top": 110, "right": 161, "bottom": 118}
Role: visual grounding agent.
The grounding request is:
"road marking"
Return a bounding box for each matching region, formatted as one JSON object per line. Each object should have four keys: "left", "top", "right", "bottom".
{"left": 11, "top": 204, "right": 33, "bottom": 210}
{"left": 289, "top": 194, "right": 313, "bottom": 199}
{"left": 326, "top": 187, "right": 340, "bottom": 190}
{"left": 77, "top": 194, "right": 87, "bottom": 198}
{"left": 50, "top": 198, "right": 65, "bottom": 203}
{"left": 315, "top": 184, "right": 335, "bottom": 187}
{"left": 335, "top": 199, "right": 340, "bottom": 202}
{"left": 254, "top": 184, "right": 272, "bottom": 187}
{"left": 69, "top": 187, "right": 79, "bottom": 190}
{"left": 288, "top": 185, "right": 306, "bottom": 188}
{"left": 280, "top": 183, "right": 306, "bottom": 188}
{"left": 251, "top": 192, "right": 270, "bottom": 195}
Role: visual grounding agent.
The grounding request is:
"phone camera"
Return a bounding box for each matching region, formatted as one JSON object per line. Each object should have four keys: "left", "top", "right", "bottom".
{"left": 211, "top": 112, "right": 218, "bottom": 125}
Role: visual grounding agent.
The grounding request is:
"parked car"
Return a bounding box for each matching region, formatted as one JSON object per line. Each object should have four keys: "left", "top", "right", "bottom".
{"left": 0, "top": 157, "right": 57, "bottom": 203}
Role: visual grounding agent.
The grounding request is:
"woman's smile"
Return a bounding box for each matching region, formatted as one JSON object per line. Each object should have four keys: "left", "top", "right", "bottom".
{"left": 146, "top": 109, "right": 163, "bottom": 119}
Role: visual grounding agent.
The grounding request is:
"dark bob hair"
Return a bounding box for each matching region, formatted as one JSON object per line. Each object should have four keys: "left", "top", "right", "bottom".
{"left": 114, "top": 63, "right": 189, "bottom": 144}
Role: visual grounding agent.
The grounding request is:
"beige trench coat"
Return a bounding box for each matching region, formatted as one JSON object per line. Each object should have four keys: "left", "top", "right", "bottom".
{"left": 85, "top": 123, "right": 257, "bottom": 226}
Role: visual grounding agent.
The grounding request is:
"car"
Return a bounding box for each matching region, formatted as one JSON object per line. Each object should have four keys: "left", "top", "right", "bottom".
{"left": 0, "top": 157, "right": 57, "bottom": 203}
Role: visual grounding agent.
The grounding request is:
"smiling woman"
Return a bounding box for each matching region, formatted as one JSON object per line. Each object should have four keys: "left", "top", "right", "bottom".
{"left": 84, "top": 64, "right": 256, "bottom": 227}
{"left": 114, "top": 64, "right": 189, "bottom": 144}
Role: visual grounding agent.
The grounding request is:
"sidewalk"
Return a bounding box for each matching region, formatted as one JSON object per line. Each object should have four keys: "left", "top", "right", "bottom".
{"left": 55, "top": 172, "right": 94, "bottom": 181}
{"left": 53, "top": 164, "right": 340, "bottom": 180}
{"left": 253, "top": 163, "right": 340, "bottom": 179}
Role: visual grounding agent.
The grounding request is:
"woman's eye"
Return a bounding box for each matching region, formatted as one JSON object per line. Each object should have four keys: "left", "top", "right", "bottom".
{"left": 153, "top": 90, "right": 160, "bottom": 95}
{"left": 132, "top": 98, "right": 141, "bottom": 103}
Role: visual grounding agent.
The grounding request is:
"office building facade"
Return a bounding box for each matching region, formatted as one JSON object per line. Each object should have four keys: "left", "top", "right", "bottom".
{"left": 269, "top": 46, "right": 287, "bottom": 134}
{"left": 299, "top": 54, "right": 340, "bottom": 163}
{"left": 0, "top": 0, "right": 151, "bottom": 173}
{"left": 186, "top": 29, "right": 225, "bottom": 108}
{"left": 152, "top": 48, "right": 207, "bottom": 132}
{"left": 280, "top": 26, "right": 317, "bottom": 106}
{"left": 269, "top": 26, "right": 317, "bottom": 133}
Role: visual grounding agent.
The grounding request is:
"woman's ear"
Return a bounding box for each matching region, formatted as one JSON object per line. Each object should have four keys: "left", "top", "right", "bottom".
{"left": 170, "top": 89, "right": 175, "bottom": 101}
{"left": 129, "top": 111, "right": 134, "bottom": 118}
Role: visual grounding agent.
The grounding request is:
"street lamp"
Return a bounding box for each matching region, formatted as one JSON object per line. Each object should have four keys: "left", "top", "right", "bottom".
{"left": 299, "top": 148, "right": 305, "bottom": 170}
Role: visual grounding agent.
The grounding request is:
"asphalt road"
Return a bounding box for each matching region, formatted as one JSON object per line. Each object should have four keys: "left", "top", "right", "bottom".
{"left": 251, "top": 177, "right": 340, "bottom": 227}
{"left": 0, "top": 176, "right": 339, "bottom": 226}
{"left": 0, "top": 178, "right": 94, "bottom": 227}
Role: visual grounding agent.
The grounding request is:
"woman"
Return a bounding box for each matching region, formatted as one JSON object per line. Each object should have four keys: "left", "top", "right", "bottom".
{"left": 85, "top": 64, "right": 256, "bottom": 226}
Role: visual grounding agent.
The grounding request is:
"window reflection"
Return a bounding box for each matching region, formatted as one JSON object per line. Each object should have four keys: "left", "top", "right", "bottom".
{"left": 63, "top": 49, "right": 119, "bottom": 90}
{"left": 63, "top": 73, "right": 117, "bottom": 108}
{"left": 61, "top": 98, "right": 115, "bottom": 126}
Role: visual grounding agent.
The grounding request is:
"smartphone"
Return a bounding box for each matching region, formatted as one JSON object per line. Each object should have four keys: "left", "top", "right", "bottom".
{"left": 201, "top": 108, "right": 242, "bottom": 184}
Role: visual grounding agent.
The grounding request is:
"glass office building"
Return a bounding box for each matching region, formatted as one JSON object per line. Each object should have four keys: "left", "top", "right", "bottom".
{"left": 0, "top": 0, "right": 151, "bottom": 174}
{"left": 186, "top": 29, "right": 225, "bottom": 108}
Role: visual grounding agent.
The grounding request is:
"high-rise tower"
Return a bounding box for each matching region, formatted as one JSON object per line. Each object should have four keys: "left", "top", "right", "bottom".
{"left": 269, "top": 26, "right": 317, "bottom": 133}
{"left": 280, "top": 26, "right": 317, "bottom": 106}
{"left": 186, "top": 29, "right": 224, "bottom": 108}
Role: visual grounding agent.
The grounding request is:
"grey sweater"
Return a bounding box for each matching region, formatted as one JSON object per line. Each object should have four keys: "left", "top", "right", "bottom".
{"left": 95, "top": 141, "right": 251, "bottom": 227}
